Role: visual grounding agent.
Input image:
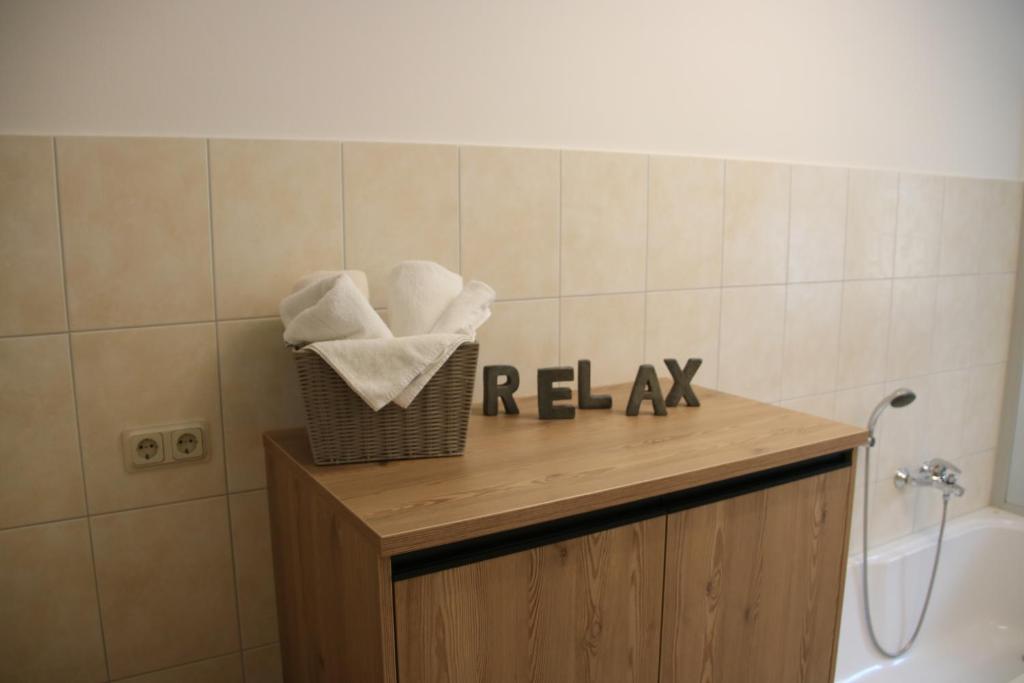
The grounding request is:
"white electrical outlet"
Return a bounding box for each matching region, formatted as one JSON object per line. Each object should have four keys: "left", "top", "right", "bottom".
{"left": 168, "top": 424, "right": 205, "bottom": 461}
{"left": 123, "top": 430, "right": 166, "bottom": 468}
{"left": 123, "top": 421, "right": 209, "bottom": 471}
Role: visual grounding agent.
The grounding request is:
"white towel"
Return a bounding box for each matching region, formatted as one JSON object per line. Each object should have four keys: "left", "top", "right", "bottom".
{"left": 281, "top": 273, "right": 391, "bottom": 346}
{"left": 309, "top": 333, "right": 471, "bottom": 410}
{"left": 291, "top": 270, "right": 370, "bottom": 300}
{"left": 431, "top": 281, "right": 495, "bottom": 335}
{"left": 280, "top": 270, "right": 370, "bottom": 329}
{"left": 387, "top": 261, "right": 463, "bottom": 337}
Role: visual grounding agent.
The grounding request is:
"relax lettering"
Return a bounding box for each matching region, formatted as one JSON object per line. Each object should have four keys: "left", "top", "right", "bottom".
{"left": 483, "top": 358, "right": 702, "bottom": 419}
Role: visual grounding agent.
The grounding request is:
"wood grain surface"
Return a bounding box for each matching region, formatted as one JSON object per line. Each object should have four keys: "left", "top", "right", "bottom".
{"left": 394, "top": 517, "right": 666, "bottom": 683}
{"left": 266, "top": 449, "right": 397, "bottom": 683}
{"left": 659, "top": 467, "right": 852, "bottom": 683}
{"left": 265, "top": 384, "right": 866, "bottom": 556}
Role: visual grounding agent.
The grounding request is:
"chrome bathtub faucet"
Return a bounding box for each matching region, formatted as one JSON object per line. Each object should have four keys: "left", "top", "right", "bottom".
{"left": 894, "top": 458, "right": 966, "bottom": 500}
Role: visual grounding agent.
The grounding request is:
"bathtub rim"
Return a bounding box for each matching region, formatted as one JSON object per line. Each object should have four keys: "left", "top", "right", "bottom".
{"left": 847, "top": 506, "right": 1024, "bottom": 567}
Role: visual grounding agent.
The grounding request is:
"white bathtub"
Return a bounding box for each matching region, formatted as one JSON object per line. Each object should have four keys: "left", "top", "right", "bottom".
{"left": 836, "top": 507, "right": 1024, "bottom": 683}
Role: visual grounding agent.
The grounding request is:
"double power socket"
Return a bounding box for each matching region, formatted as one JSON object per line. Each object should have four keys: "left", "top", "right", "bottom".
{"left": 123, "top": 422, "right": 209, "bottom": 471}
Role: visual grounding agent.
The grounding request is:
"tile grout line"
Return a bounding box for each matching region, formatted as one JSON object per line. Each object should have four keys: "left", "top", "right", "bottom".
{"left": 715, "top": 162, "right": 727, "bottom": 389}
{"left": 4, "top": 271, "right": 1015, "bottom": 342}
{"left": 340, "top": 143, "right": 347, "bottom": 269}
{"left": 825, "top": 169, "right": 851, "bottom": 414}
{"left": 557, "top": 150, "right": 563, "bottom": 364}
{"left": 51, "top": 136, "right": 114, "bottom": 682}
{"left": 0, "top": 487, "right": 275, "bottom": 532}
{"left": 877, "top": 173, "right": 903, "bottom": 522}
{"left": 642, "top": 155, "right": 650, "bottom": 363}
{"left": 779, "top": 164, "right": 793, "bottom": 402}
{"left": 106, "top": 647, "right": 244, "bottom": 682}
{"left": 205, "top": 138, "right": 249, "bottom": 675}
{"left": 883, "top": 174, "right": 903, "bottom": 381}
{"left": 457, "top": 146, "right": 463, "bottom": 274}
{"left": 837, "top": 168, "right": 853, "bottom": 392}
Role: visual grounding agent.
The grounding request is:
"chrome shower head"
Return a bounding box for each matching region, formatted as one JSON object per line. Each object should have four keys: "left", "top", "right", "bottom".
{"left": 867, "top": 388, "right": 916, "bottom": 445}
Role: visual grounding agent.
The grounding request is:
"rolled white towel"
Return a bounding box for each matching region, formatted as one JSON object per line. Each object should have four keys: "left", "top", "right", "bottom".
{"left": 387, "top": 261, "right": 463, "bottom": 337}
{"left": 431, "top": 281, "right": 495, "bottom": 337}
{"left": 281, "top": 273, "right": 391, "bottom": 346}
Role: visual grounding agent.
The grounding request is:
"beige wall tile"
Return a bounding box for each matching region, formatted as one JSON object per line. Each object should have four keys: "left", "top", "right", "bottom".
{"left": 951, "top": 449, "right": 996, "bottom": 516}
{"left": 118, "top": 653, "right": 243, "bottom": 683}
{"left": 57, "top": 137, "right": 213, "bottom": 329}
{"left": 973, "top": 272, "right": 1014, "bottom": 365}
{"left": 844, "top": 170, "right": 898, "bottom": 280}
{"left": 718, "top": 286, "right": 785, "bottom": 402}
{"left": 0, "top": 335, "right": 85, "bottom": 529}
{"left": 243, "top": 644, "right": 283, "bottom": 683}
{"left": 976, "top": 180, "right": 1022, "bottom": 273}
{"left": 780, "top": 393, "right": 836, "bottom": 419}
{"left": 893, "top": 174, "right": 944, "bottom": 277}
{"left": 0, "top": 519, "right": 106, "bottom": 683}
{"left": 343, "top": 143, "right": 459, "bottom": 307}
{"left": 230, "top": 490, "right": 278, "bottom": 648}
{"left": 647, "top": 156, "right": 723, "bottom": 290}
{"left": 461, "top": 146, "right": 559, "bottom": 300}
{"left": 71, "top": 323, "right": 225, "bottom": 514}
{"left": 219, "top": 319, "right": 305, "bottom": 491}
{"left": 834, "top": 384, "right": 886, "bottom": 427}
{"left": 787, "top": 165, "right": 847, "bottom": 283}
{"left": 939, "top": 179, "right": 1024, "bottom": 276}
{"left": 560, "top": 294, "right": 644, "bottom": 388}
{"left": 473, "top": 299, "right": 559, "bottom": 401}
{"left": 0, "top": 136, "right": 66, "bottom": 335}
{"left": 91, "top": 497, "right": 239, "bottom": 679}
{"left": 886, "top": 277, "right": 936, "bottom": 380}
{"left": 210, "top": 139, "right": 343, "bottom": 318}
{"left": 938, "top": 177, "right": 1019, "bottom": 275}
{"left": 644, "top": 289, "right": 720, "bottom": 390}
{"left": 931, "top": 276, "right": 976, "bottom": 372}
{"left": 560, "top": 151, "right": 647, "bottom": 295}
{"left": 837, "top": 280, "right": 891, "bottom": 388}
{"left": 854, "top": 476, "right": 916, "bottom": 549}
{"left": 722, "top": 161, "right": 789, "bottom": 286}
{"left": 921, "top": 370, "right": 968, "bottom": 462}
{"left": 913, "top": 479, "right": 946, "bottom": 531}
{"left": 782, "top": 282, "right": 841, "bottom": 399}
{"left": 963, "top": 363, "right": 1006, "bottom": 453}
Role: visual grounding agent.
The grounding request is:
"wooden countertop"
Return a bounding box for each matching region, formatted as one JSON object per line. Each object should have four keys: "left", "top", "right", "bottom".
{"left": 264, "top": 384, "right": 867, "bottom": 556}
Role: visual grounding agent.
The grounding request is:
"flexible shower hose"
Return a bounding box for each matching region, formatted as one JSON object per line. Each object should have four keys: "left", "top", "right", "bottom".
{"left": 861, "top": 443, "right": 949, "bottom": 658}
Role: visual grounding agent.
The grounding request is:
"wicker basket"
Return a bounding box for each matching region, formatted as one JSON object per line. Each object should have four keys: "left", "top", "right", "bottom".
{"left": 293, "top": 342, "right": 479, "bottom": 465}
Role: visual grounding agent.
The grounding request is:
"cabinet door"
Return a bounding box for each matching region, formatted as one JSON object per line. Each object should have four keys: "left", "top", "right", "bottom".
{"left": 660, "top": 468, "right": 852, "bottom": 683}
{"left": 394, "top": 517, "right": 665, "bottom": 683}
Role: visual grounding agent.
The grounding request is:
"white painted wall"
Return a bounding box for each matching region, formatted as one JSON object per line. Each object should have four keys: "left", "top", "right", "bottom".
{"left": 1, "top": 0, "right": 1022, "bottom": 179}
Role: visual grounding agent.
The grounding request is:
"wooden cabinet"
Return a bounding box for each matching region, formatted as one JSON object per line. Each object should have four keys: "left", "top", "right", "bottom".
{"left": 659, "top": 468, "right": 852, "bottom": 683}
{"left": 264, "top": 384, "right": 866, "bottom": 683}
{"left": 395, "top": 518, "right": 665, "bottom": 683}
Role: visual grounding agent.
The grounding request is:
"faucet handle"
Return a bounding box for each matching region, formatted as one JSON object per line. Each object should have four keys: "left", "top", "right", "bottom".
{"left": 927, "top": 458, "right": 961, "bottom": 475}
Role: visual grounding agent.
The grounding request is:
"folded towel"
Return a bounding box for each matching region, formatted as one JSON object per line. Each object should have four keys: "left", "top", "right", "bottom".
{"left": 387, "top": 261, "right": 463, "bottom": 337}
{"left": 281, "top": 273, "right": 391, "bottom": 346}
{"left": 291, "top": 270, "right": 369, "bottom": 300}
{"left": 280, "top": 270, "right": 370, "bottom": 329}
{"left": 308, "top": 333, "right": 471, "bottom": 410}
{"left": 431, "top": 281, "right": 495, "bottom": 335}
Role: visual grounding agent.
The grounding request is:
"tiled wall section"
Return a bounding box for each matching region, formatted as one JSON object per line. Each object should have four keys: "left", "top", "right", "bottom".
{"left": 1, "top": 134, "right": 1021, "bottom": 681}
